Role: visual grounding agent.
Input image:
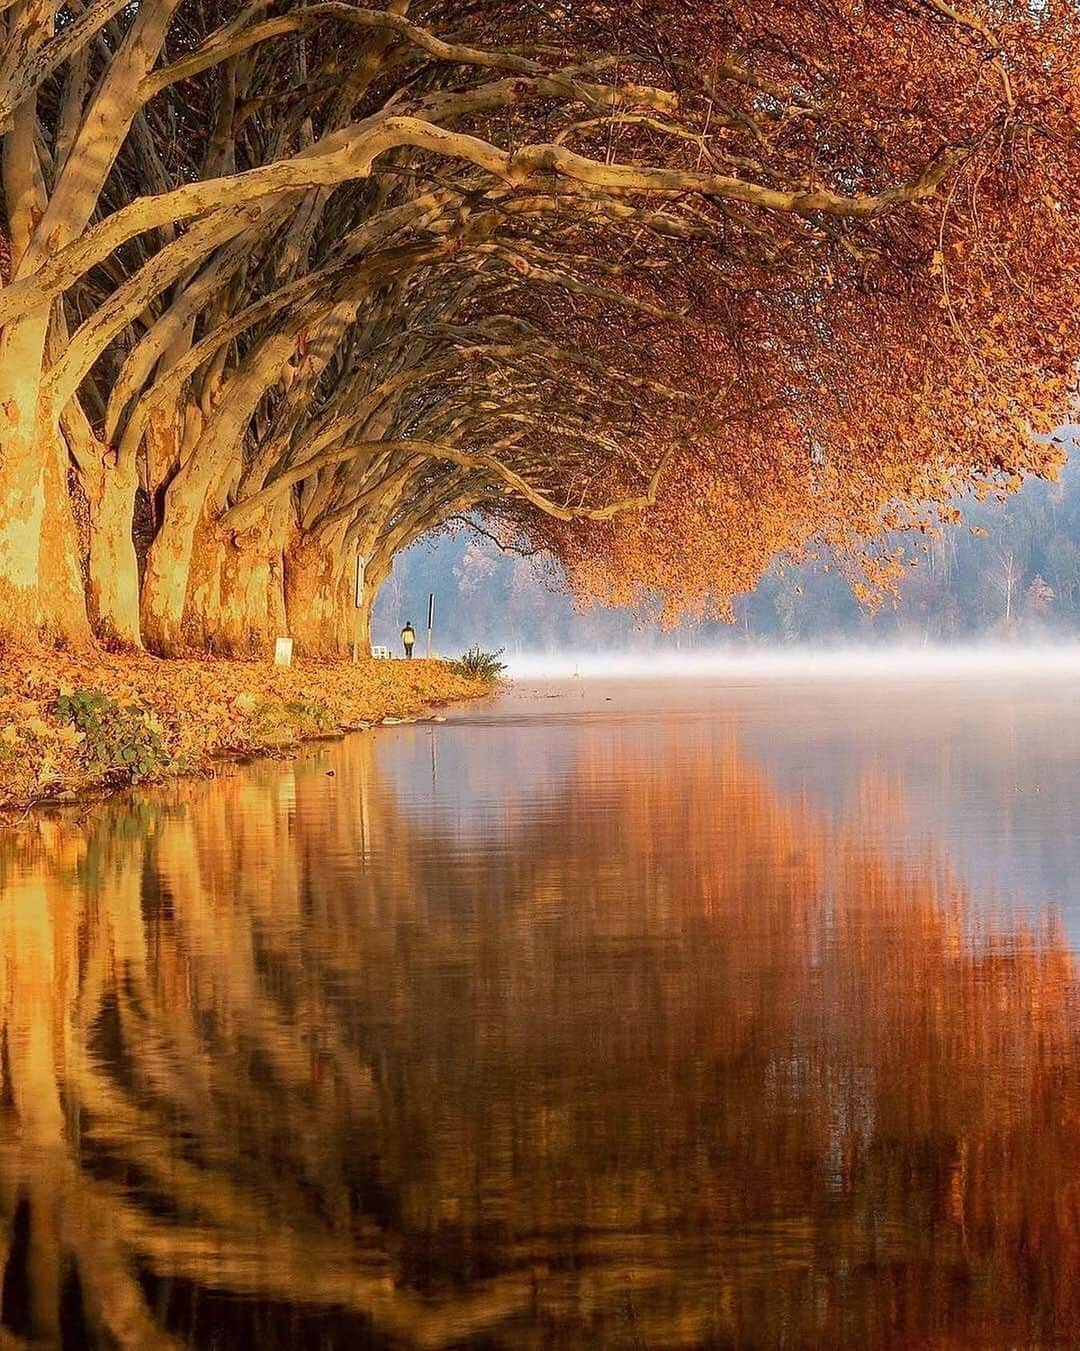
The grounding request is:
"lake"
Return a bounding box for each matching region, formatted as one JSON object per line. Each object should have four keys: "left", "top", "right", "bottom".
{"left": 1, "top": 675, "right": 1077, "bottom": 1347}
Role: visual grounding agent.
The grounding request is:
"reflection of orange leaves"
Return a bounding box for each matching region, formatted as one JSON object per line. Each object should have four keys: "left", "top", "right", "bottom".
{"left": 853, "top": 770, "right": 909, "bottom": 830}
{"left": 0, "top": 720, "right": 1077, "bottom": 1344}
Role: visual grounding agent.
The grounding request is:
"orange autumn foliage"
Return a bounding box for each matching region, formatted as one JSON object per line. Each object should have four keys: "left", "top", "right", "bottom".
{"left": 509, "top": 0, "right": 1080, "bottom": 620}
{"left": 0, "top": 0, "right": 1076, "bottom": 646}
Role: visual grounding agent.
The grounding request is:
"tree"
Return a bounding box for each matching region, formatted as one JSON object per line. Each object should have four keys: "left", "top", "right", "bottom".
{"left": 0, "top": 0, "right": 1076, "bottom": 653}
{"left": 1024, "top": 573, "right": 1055, "bottom": 621}
{"left": 992, "top": 548, "right": 1024, "bottom": 627}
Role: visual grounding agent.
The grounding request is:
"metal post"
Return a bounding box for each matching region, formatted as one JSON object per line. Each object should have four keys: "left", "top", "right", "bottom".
{"left": 426, "top": 592, "right": 434, "bottom": 658}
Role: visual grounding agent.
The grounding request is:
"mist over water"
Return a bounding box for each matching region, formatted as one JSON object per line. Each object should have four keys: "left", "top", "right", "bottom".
{"left": 505, "top": 640, "right": 1080, "bottom": 680}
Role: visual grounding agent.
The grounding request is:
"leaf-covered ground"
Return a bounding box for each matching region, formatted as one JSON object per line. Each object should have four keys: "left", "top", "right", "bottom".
{"left": 0, "top": 647, "right": 486, "bottom": 813}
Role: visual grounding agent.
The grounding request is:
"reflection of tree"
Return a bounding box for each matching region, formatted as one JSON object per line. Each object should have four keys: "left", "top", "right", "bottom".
{"left": 0, "top": 731, "right": 1076, "bottom": 1346}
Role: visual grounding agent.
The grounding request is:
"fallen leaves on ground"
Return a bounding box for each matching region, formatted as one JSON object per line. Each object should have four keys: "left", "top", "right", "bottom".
{"left": 0, "top": 646, "right": 486, "bottom": 813}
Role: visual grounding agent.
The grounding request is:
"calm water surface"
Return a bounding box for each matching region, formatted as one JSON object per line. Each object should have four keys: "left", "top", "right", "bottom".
{"left": 1, "top": 677, "right": 1078, "bottom": 1348}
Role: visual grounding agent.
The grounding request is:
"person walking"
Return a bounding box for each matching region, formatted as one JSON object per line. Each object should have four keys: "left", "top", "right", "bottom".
{"left": 400, "top": 621, "right": 416, "bottom": 658}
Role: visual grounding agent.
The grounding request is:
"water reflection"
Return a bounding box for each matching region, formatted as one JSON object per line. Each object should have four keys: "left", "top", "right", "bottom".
{"left": 0, "top": 707, "right": 1077, "bottom": 1347}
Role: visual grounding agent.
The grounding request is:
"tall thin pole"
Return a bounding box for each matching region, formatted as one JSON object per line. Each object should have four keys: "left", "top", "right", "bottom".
{"left": 426, "top": 591, "right": 434, "bottom": 658}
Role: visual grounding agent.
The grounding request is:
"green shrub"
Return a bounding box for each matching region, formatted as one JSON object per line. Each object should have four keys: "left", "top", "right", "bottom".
{"left": 451, "top": 646, "right": 507, "bottom": 683}
{"left": 53, "top": 688, "right": 169, "bottom": 783}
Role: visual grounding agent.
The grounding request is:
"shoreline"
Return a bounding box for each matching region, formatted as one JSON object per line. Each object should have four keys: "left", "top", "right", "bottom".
{"left": 0, "top": 646, "right": 489, "bottom": 820}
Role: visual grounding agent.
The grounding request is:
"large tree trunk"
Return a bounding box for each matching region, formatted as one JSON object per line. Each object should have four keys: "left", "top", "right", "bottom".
{"left": 86, "top": 458, "right": 142, "bottom": 648}
{"left": 0, "top": 317, "right": 92, "bottom": 647}
{"left": 284, "top": 532, "right": 353, "bottom": 658}
{"left": 359, "top": 559, "right": 395, "bottom": 657}
{"left": 343, "top": 530, "right": 392, "bottom": 659}
{"left": 354, "top": 589, "right": 375, "bottom": 657}
{"left": 184, "top": 515, "right": 285, "bottom": 657}
{"left": 140, "top": 459, "right": 214, "bottom": 655}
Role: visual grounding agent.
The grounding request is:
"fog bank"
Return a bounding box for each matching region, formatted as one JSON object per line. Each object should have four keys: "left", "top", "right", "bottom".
{"left": 506, "top": 643, "right": 1080, "bottom": 681}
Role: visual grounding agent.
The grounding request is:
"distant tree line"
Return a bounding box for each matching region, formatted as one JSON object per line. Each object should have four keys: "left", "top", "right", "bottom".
{"left": 744, "top": 451, "right": 1080, "bottom": 644}
{"left": 378, "top": 448, "right": 1080, "bottom": 651}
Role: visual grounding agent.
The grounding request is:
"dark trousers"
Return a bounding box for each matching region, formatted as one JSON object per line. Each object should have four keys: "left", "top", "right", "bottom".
{"left": 404, "top": 645, "right": 414, "bottom": 659}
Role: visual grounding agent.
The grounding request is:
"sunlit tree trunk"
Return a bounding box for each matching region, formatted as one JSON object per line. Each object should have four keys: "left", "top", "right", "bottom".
{"left": 1, "top": 0, "right": 178, "bottom": 649}
{"left": 284, "top": 528, "right": 353, "bottom": 658}
{"left": 141, "top": 460, "right": 217, "bottom": 654}
{"left": 350, "top": 519, "right": 396, "bottom": 659}
{"left": 354, "top": 590, "right": 375, "bottom": 657}
{"left": 184, "top": 508, "right": 289, "bottom": 656}
{"left": 85, "top": 456, "right": 142, "bottom": 648}
{"left": 0, "top": 315, "right": 93, "bottom": 646}
{"left": 363, "top": 567, "right": 394, "bottom": 650}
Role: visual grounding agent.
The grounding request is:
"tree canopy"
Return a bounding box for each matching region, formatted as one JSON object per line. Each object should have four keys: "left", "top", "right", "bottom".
{"left": 0, "top": 0, "right": 1076, "bottom": 652}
